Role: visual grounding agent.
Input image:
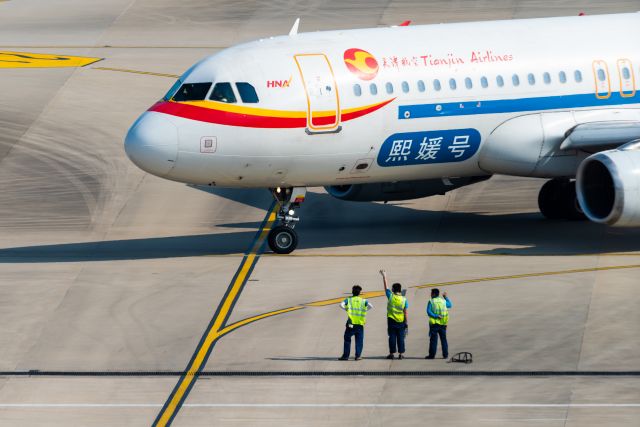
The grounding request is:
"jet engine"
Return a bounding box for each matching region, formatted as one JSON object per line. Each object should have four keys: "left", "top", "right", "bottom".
{"left": 576, "top": 142, "right": 640, "bottom": 226}
{"left": 325, "top": 176, "right": 490, "bottom": 202}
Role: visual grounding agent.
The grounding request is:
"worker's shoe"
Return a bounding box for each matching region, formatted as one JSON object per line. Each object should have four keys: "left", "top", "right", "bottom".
{"left": 386, "top": 354, "right": 394, "bottom": 360}
{"left": 425, "top": 355, "right": 435, "bottom": 359}
{"left": 354, "top": 356, "right": 362, "bottom": 361}
{"left": 338, "top": 356, "right": 349, "bottom": 361}
{"left": 398, "top": 354, "right": 405, "bottom": 360}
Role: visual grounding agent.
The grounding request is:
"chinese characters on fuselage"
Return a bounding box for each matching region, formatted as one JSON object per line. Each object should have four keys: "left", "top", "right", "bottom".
{"left": 381, "top": 50, "right": 514, "bottom": 70}
{"left": 377, "top": 129, "right": 481, "bottom": 167}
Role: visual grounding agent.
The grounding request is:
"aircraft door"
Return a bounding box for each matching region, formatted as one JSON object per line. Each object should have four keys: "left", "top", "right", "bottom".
{"left": 294, "top": 54, "right": 341, "bottom": 134}
{"left": 592, "top": 60, "right": 611, "bottom": 99}
{"left": 617, "top": 59, "right": 636, "bottom": 97}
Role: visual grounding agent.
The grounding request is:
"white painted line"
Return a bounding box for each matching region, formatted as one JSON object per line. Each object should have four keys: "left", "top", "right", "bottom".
{"left": 0, "top": 403, "right": 638, "bottom": 409}
{"left": 480, "top": 418, "right": 567, "bottom": 423}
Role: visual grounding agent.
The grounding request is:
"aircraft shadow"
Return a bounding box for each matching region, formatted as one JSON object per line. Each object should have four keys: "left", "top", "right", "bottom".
{"left": 1, "top": 186, "right": 639, "bottom": 263}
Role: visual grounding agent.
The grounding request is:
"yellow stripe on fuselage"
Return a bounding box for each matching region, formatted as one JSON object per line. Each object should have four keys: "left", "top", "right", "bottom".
{"left": 179, "top": 98, "right": 391, "bottom": 118}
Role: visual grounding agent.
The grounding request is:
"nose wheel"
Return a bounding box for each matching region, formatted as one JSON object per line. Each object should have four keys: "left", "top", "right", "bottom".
{"left": 268, "top": 225, "right": 298, "bottom": 254}
{"left": 267, "top": 187, "right": 306, "bottom": 254}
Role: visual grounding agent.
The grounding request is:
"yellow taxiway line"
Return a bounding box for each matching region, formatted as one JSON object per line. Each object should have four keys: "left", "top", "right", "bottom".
{"left": 92, "top": 66, "right": 179, "bottom": 79}
{"left": 153, "top": 203, "right": 277, "bottom": 427}
{"left": 0, "top": 51, "right": 101, "bottom": 68}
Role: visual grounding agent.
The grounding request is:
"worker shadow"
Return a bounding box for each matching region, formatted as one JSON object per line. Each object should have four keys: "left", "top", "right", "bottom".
{"left": 267, "top": 357, "right": 346, "bottom": 362}
{"left": 2, "top": 185, "right": 639, "bottom": 263}
{"left": 267, "top": 356, "right": 428, "bottom": 361}
{"left": 363, "top": 355, "right": 429, "bottom": 360}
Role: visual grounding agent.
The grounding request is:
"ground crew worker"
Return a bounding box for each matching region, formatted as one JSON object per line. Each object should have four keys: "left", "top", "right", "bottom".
{"left": 380, "top": 270, "right": 408, "bottom": 360}
{"left": 426, "top": 288, "right": 452, "bottom": 359}
{"left": 339, "top": 285, "right": 373, "bottom": 361}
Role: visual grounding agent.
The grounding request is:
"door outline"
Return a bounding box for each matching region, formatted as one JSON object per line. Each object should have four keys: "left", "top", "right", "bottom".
{"left": 617, "top": 58, "right": 636, "bottom": 98}
{"left": 592, "top": 60, "right": 611, "bottom": 100}
{"left": 294, "top": 53, "right": 341, "bottom": 134}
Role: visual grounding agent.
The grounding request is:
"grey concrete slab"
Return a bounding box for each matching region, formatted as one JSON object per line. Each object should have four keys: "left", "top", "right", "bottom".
{"left": 9, "top": 258, "right": 243, "bottom": 371}
{"left": 0, "top": 0, "right": 133, "bottom": 46}
{"left": 1, "top": 1, "right": 640, "bottom": 426}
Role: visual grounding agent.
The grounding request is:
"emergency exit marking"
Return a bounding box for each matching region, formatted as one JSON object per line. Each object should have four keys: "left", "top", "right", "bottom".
{"left": 200, "top": 136, "right": 217, "bottom": 153}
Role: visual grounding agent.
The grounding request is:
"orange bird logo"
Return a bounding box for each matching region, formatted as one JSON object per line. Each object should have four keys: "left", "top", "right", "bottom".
{"left": 344, "top": 48, "right": 379, "bottom": 81}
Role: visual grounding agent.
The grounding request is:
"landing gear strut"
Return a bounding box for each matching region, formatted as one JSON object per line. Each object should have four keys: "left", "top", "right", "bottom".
{"left": 267, "top": 187, "right": 306, "bottom": 254}
{"left": 538, "top": 178, "right": 586, "bottom": 221}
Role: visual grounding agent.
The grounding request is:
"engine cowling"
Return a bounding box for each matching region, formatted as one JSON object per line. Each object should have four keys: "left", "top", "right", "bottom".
{"left": 576, "top": 143, "right": 640, "bottom": 226}
{"left": 325, "top": 176, "right": 490, "bottom": 202}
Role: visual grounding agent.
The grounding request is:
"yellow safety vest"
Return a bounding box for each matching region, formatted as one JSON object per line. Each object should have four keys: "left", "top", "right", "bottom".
{"left": 387, "top": 293, "right": 407, "bottom": 323}
{"left": 346, "top": 296, "right": 367, "bottom": 326}
{"left": 429, "top": 296, "right": 449, "bottom": 325}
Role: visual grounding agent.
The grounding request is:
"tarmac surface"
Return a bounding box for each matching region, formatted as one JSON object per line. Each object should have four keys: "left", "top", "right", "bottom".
{"left": 1, "top": 0, "right": 640, "bottom": 426}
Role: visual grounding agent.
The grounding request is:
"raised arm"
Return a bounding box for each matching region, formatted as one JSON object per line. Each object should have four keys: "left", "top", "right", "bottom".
{"left": 380, "top": 269, "right": 388, "bottom": 292}
{"left": 443, "top": 291, "right": 452, "bottom": 308}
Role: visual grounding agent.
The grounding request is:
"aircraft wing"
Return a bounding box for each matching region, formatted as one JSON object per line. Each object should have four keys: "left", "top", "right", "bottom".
{"left": 560, "top": 121, "right": 640, "bottom": 151}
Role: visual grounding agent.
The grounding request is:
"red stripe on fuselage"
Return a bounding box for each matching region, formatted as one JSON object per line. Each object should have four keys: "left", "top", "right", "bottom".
{"left": 342, "top": 98, "right": 394, "bottom": 121}
{"left": 148, "top": 98, "right": 395, "bottom": 129}
{"left": 149, "top": 101, "right": 306, "bottom": 128}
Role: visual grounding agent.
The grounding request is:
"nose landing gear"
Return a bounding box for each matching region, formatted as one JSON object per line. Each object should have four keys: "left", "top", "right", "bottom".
{"left": 267, "top": 187, "right": 306, "bottom": 254}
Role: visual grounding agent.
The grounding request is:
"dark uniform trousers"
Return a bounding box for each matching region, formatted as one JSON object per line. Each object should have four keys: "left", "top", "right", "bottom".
{"left": 428, "top": 323, "right": 448, "bottom": 358}
{"left": 342, "top": 324, "right": 364, "bottom": 358}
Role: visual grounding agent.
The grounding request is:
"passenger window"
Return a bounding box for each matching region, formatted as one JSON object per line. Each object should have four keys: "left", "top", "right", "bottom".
{"left": 173, "top": 82, "right": 212, "bottom": 102}
{"left": 597, "top": 69, "right": 606, "bottom": 82}
{"left": 401, "top": 81, "right": 409, "bottom": 93}
{"left": 543, "top": 72, "right": 551, "bottom": 84}
{"left": 512, "top": 74, "right": 520, "bottom": 87}
{"left": 386, "top": 82, "right": 394, "bottom": 94}
{"left": 623, "top": 67, "right": 631, "bottom": 80}
{"left": 496, "top": 75, "right": 504, "bottom": 87}
{"left": 210, "top": 82, "right": 237, "bottom": 103}
{"left": 235, "top": 82, "right": 259, "bottom": 103}
{"left": 433, "top": 79, "right": 442, "bottom": 91}
{"left": 574, "top": 70, "right": 583, "bottom": 83}
{"left": 449, "top": 78, "right": 457, "bottom": 90}
{"left": 370, "top": 83, "right": 378, "bottom": 95}
{"left": 417, "top": 80, "right": 426, "bottom": 92}
{"left": 480, "top": 77, "right": 488, "bottom": 88}
{"left": 353, "top": 84, "right": 362, "bottom": 96}
{"left": 559, "top": 71, "right": 567, "bottom": 83}
{"left": 527, "top": 73, "right": 536, "bottom": 85}
{"left": 465, "top": 77, "right": 473, "bottom": 89}
{"left": 164, "top": 79, "right": 183, "bottom": 101}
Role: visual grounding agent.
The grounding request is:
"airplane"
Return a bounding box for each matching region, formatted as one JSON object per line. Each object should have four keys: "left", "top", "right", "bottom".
{"left": 125, "top": 12, "right": 640, "bottom": 254}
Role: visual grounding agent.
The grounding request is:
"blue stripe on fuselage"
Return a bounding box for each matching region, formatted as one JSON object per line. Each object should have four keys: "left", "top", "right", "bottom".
{"left": 398, "top": 92, "right": 640, "bottom": 120}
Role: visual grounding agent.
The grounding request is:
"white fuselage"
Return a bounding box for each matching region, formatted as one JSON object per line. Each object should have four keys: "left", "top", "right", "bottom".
{"left": 125, "top": 12, "right": 640, "bottom": 188}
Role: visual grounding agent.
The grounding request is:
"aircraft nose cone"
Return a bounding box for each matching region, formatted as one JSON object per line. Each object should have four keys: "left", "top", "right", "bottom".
{"left": 124, "top": 112, "right": 178, "bottom": 177}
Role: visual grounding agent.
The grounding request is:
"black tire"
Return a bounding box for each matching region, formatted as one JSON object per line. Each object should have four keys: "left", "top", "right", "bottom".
{"left": 562, "top": 181, "right": 587, "bottom": 221}
{"left": 538, "top": 179, "right": 567, "bottom": 219}
{"left": 268, "top": 225, "right": 298, "bottom": 254}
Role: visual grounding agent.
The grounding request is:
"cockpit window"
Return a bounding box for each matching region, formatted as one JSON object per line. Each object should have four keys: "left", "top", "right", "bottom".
{"left": 236, "top": 82, "right": 259, "bottom": 103}
{"left": 210, "top": 82, "right": 237, "bottom": 103}
{"left": 163, "top": 79, "right": 182, "bottom": 101}
{"left": 172, "top": 82, "right": 212, "bottom": 101}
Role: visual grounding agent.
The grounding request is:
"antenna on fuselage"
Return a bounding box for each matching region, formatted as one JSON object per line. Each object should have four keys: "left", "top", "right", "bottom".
{"left": 289, "top": 18, "right": 300, "bottom": 36}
